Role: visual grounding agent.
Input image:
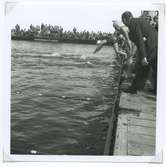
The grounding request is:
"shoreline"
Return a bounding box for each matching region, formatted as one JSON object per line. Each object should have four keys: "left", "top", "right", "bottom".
{"left": 11, "top": 37, "right": 97, "bottom": 45}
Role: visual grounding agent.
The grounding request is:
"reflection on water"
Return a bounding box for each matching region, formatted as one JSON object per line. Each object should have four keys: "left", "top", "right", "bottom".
{"left": 11, "top": 40, "right": 119, "bottom": 155}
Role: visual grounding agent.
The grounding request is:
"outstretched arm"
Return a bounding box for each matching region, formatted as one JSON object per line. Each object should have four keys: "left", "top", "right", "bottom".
{"left": 120, "top": 26, "right": 132, "bottom": 51}
{"left": 93, "top": 40, "right": 107, "bottom": 53}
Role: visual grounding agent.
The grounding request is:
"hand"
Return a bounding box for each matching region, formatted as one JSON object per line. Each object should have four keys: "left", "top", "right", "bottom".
{"left": 118, "top": 51, "right": 127, "bottom": 59}
{"left": 93, "top": 40, "right": 106, "bottom": 54}
{"left": 97, "top": 40, "right": 102, "bottom": 44}
{"left": 123, "top": 52, "right": 127, "bottom": 59}
{"left": 142, "top": 57, "right": 149, "bottom": 66}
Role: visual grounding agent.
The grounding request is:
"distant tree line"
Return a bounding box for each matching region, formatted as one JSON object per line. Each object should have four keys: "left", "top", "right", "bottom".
{"left": 11, "top": 24, "right": 112, "bottom": 42}
{"left": 11, "top": 11, "right": 158, "bottom": 42}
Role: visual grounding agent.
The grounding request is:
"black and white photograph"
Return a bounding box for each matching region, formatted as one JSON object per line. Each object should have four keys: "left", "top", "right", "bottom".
{"left": 2, "top": 0, "right": 165, "bottom": 163}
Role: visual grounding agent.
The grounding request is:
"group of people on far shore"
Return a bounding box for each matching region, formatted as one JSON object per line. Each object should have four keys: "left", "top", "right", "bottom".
{"left": 12, "top": 24, "right": 112, "bottom": 42}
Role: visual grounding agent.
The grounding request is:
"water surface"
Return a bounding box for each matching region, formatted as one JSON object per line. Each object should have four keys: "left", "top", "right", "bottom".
{"left": 11, "top": 40, "right": 118, "bottom": 155}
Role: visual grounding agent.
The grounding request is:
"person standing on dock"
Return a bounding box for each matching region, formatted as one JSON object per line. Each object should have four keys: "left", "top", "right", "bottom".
{"left": 121, "top": 11, "right": 158, "bottom": 94}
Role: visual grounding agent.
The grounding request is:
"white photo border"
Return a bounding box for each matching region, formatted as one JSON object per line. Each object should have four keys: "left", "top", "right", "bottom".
{"left": 2, "top": 0, "right": 165, "bottom": 163}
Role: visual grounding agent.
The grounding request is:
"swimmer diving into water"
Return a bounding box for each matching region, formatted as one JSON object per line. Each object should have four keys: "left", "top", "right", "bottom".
{"left": 93, "top": 37, "right": 127, "bottom": 58}
{"left": 93, "top": 21, "right": 130, "bottom": 58}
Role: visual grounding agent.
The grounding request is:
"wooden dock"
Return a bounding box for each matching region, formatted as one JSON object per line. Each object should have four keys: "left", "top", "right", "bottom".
{"left": 113, "top": 87, "right": 156, "bottom": 155}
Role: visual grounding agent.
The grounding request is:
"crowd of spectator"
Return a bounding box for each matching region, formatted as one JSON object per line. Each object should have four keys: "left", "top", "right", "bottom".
{"left": 11, "top": 24, "right": 111, "bottom": 42}
{"left": 11, "top": 11, "right": 158, "bottom": 42}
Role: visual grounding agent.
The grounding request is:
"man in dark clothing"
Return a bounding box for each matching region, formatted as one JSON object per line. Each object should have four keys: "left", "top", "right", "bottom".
{"left": 121, "top": 11, "right": 158, "bottom": 94}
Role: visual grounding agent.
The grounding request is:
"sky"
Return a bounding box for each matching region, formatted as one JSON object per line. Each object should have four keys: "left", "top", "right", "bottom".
{"left": 5, "top": 1, "right": 156, "bottom": 33}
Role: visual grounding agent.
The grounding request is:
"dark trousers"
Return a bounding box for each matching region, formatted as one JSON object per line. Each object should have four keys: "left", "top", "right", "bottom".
{"left": 131, "top": 61, "right": 150, "bottom": 91}
{"left": 131, "top": 47, "right": 157, "bottom": 92}
{"left": 148, "top": 48, "right": 158, "bottom": 92}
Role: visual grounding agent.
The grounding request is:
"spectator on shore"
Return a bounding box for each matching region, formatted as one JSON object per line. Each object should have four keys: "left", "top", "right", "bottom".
{"left": 12, "top": 24, "right": 113, "bottom": 43}
{"left": 121, "top": 11, "right": 158, "bottom": 94}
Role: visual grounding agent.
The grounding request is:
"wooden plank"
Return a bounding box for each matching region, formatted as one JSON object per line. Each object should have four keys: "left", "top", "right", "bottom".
{"left": 128, "top": 132, "right": 156, "bottom": 146}
{"left": 119, "top": 93, "right": 142, "bottom": 111}
{"left": 140, "top": 107, "right": 156, "bottom": 114}
{"left": 114, "top": 114, "right": 128, "bottom": 155}
{"left": 128, "top": 140, "right": 155, "bottom": 156}
{"left": 120, "top": 92, "right": 156, "bottom": 114}
{"left": 129, "top": 113, "right": 156, "bottom": 121}
{"left": 114, "top": 86, "right": 156, "bottom": 156}
{"left": 138, "top": 91, "right": 156, "bottom": 101}
{"left": 128, "top": 125, "right": 156, "bottom": 136}
{"left": 119, "top": 108, "right": 141, "bottom": 116}
{"left": 128, "top": 117, "right": 156, "bottom": 128}
{"left": 138, "top": 110, "right": 156, "bottom": 116}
